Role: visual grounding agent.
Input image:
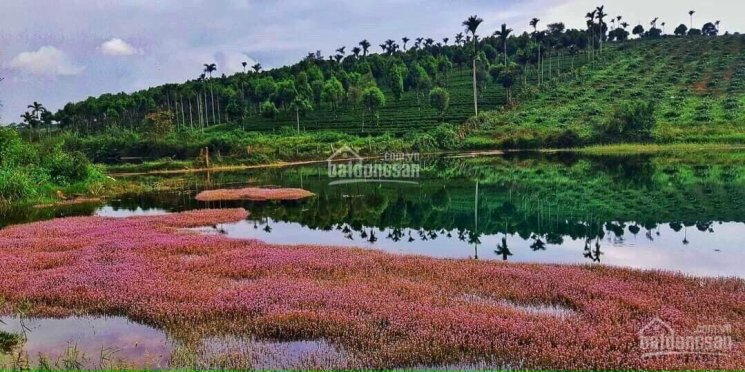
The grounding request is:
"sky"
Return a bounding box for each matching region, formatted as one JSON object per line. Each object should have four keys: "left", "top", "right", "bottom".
{"left": 0, "top": 0, "right": 742, "bottom": 122}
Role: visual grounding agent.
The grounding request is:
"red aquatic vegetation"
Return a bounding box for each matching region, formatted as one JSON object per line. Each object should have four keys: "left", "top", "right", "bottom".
{"left": 195, "top": 187, "right": 315, "bottom": 202}
{"left": 0, "top": 209, "right": 743, "bottom": 369}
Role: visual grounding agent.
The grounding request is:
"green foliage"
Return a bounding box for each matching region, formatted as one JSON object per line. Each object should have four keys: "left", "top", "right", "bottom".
{"left": 429, "top": 87, "right": 450, "bottom": 117}
{"left": 595, "top": 101, "right": 656, "bottom": 142}
{"left": 260, "top": 100, "right": 279, "bottom": 119}
{"left": 431, "top": 123, "right": 459, "bottom": 149}
{"left": 0, "top": 168, "right": 36, "bottom": 202}
{"left": 0, "top": 128, "right": 102, "bottom": 203}
{"left": 321, "top": 77, "right": 345, "bottom": 112}
{"left": 43, "top": 150, "right": 91, "bottom": 185}
{"left": 361, "top": 86, "right": 386, "bottom": 124}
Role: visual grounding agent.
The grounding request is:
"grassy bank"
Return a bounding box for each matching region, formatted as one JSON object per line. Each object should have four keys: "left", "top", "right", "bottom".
{"left": 0, "top": 128, "right": 110, "bottom": 206}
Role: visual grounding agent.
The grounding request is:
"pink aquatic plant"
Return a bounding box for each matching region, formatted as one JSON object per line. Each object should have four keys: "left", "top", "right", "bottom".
{"left": 0, "top": 209, "right": 742, "bottom": 369}
{"left": 195, "top": 187, "right": 315, "bottom": 202}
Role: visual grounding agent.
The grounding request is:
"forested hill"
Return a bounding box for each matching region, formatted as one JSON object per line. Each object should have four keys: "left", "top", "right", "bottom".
{"left": 46, "top": 25, "right": 743, "bottom": 148}
{"left": 46, "top": 22, "right": 638, "bottom": 136}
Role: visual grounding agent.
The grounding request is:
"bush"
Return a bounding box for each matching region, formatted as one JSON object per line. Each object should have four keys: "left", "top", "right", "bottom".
{"left": 260, "top": 101, "right": 279, "bottom": 118}
{"left": 430, "top": 124, "right": 459, "bottom": 149}
{"left": 0, "top": 169, "right": 36, "bottom": 202}
{"left": 544, "top": 129, "right": 582, "bottom": 148}
{"left": 45, "top": 151, "right": 91, "bottom": 185}
{"left": 594, "top": 101, "right": 656, "bottom": 142}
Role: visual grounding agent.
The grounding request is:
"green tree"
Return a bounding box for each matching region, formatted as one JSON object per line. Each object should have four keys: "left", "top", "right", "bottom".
{"left": 260, "top": 100, "right": 279, "bottom": 119}
{"left": 389, "top": 66, "right": 404, "bottom": 101}
{"left": 255, "top": 77, "right": 277, "bottom": 103}
{"left": 632, "top": 24, "right": 645, "bottom": 37}
{"left": 360, "top": 86, "right": 385, "bottom": 129}
{"left": 275, "top": 79, "right": 297, "bottom": 109}
{"left": 429, "top": 87, "right": 450, "bottom": 120}
{"left": 321, "top": 77, "right": 345, "bottom": 115}
{"left": 290, "top": 96, "right": 313, "bottom": 132}
{"left": 493, "top": 63, "right": 519, "bottom": 104}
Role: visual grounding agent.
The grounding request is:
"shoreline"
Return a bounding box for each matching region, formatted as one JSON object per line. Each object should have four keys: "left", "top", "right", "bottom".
{"left": 106, "top": 142, "right": 745, "bottom": 177}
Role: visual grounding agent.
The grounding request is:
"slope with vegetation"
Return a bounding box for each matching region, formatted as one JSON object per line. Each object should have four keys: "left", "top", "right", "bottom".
{"left": 469, "top": 35, "right": 745, "bottom": 148}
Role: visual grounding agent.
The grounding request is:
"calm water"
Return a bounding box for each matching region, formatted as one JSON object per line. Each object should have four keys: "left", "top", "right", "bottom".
{"left": 95, "top": 151, "right": 745, "bottom": 278}
{"left": 0, "top": 316, "right": 345, "bottom": 369}
{"left": 4, "top": 151, "right": 745, "bottom": 277}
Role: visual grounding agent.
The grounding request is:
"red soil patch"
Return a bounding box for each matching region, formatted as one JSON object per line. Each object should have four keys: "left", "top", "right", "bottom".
{"left": 692, "top": 73, "right": 712, "bottom": 94}
{"left": 0, "top": 209, "right": 742, "bottom": 369}
{"left": 195, "top": 187, "right": 314, "bottom": 202}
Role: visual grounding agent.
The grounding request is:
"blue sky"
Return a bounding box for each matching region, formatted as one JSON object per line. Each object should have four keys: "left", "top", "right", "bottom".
{"left": 0, "top": 0, "right": 741, "bottom": 121}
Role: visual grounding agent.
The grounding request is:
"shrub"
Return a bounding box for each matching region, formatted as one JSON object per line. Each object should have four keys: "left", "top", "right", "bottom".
{"left": 544, "top": 129, "right": 582, "bottom": 148}
{"left": 45, "top": 151, "right": 91, "bottom": 185}
{"left": 260, "top": 100, "right": 279, "bottom": 118}
{"left": 0, "top": 169, "right": 36, "bottom": 202}
{"left": 594, "top": 101, "right": 656, "bottom": 142}
{"left": 430, "top": 124, "right": 459, "bottom": 149}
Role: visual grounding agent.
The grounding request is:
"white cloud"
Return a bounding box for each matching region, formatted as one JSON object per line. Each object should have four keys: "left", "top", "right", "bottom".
{"left": 8, "top": 46, "right": 84, "bottom": 76}
{"left": 100, "top": 38, "right": 140, "bottom": 56}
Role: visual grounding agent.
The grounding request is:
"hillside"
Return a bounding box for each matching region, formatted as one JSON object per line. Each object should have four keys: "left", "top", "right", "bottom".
{"left": 471, "top": 35, "right": 745, "bottom": 147}
{"left": 37, "top": 33, "right": 745, "bottom": 166}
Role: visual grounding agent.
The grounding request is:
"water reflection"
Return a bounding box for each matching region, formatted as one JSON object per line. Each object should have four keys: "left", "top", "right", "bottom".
{"left": 3, "top": 151, "right": 745, "bottom": 278}
{"left": 0, "top": 316, "right": 349, "bottom": 370}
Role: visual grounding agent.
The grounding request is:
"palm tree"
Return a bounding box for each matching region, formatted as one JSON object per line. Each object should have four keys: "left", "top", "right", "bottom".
{"left": 688, "top": 10, "right": 695, "bottom": 29}
{"left": 585, "top": 10, "right": 597, "bottom": 59}
{"left": 529, "top": 18, "right": 542, "bottom": 84}
{"left": 241, "top": 61, "right": 247, "bottom": 73}
{"left": 28, "top": 101, "right": 45, "bottom": 118}
{"left": 493, "top": 23, "right": 513, "bottom": 67}
{"left": 595, "top": 6, "right": 607, "bottom": 54}
{"left": 402, "top": 37, "right": 410, "bottom": 51}
{"left": 661, "top": 22, "right": 666, "bottom": 34}
{"left": 462, "top": 14, "right": 483, "bottom": 116}
{"left": 351, "top": 46, "right": 361, "bottom": 58}
{"left": 27, "top": 101, "right": 46, "bottom": 135}
{"left": 442, "top": 37, "right": 449, "bottom": 45}
{"left": 454, "top": 32, "right": 464, "bottom": 46}
{"left": 203, "top": 63, "right": 217, "bottom": 124}
{"left": 359, "top": 39, "right": 370, "bottom": 56}
{"left": 251, "top": 63, "right": 262, "bottom": 73}
{"left": 715, "top": 20, "right": 720, "bottom": 33}
{"left": 335, "top": 46, "right": 345, "bottom": 56}
{"left": 384, "top": 39, "right": 397, "bottom": 54}
{"left": 20, "top": 111, "right": 37, "bottom": 135}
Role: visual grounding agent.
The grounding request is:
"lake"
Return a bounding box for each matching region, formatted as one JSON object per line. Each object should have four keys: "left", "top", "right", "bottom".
{"left": 4, "top": 150, "right": 745, "bottom": 278}
{"left": 2, "top": 150, "right": 744, "bottom": 369}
